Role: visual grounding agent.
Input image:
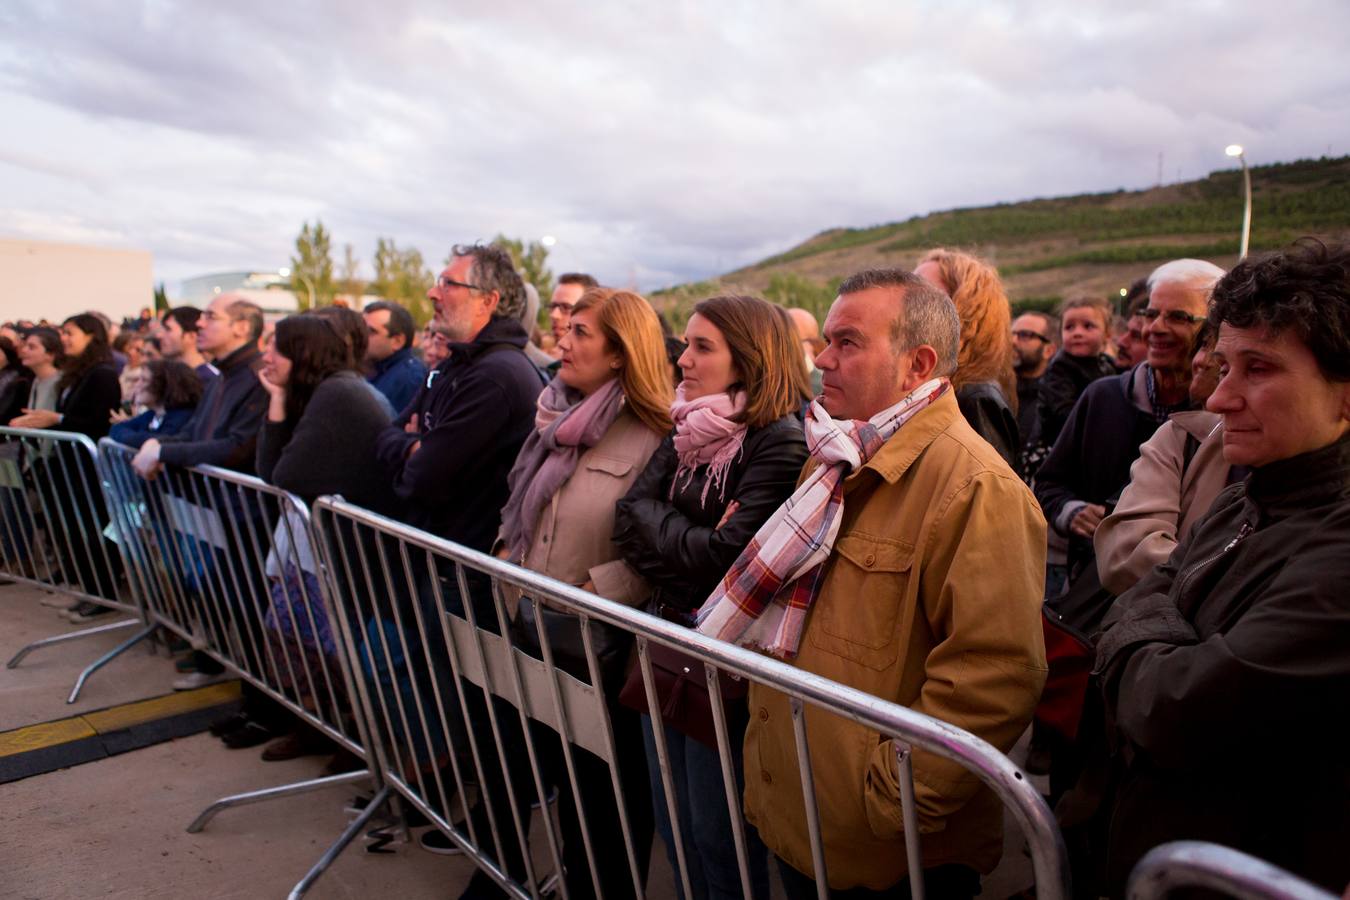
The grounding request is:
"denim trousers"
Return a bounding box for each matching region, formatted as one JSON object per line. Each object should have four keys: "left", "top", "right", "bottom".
{"left": 641, "top": 713, "right": 770, "bottom": 900}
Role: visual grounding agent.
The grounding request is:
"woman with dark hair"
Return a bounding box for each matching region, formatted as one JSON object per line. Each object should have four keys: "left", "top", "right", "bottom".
{"left": 915, "top": 248, "right": 1021, "bottom": 470}
{"left": 109, "top": 360, "right": 203, "bottom": 448}
{"left": 613, "top": 294, "right": 811, "bottom": 900}
{"left": 11, "top": 315, "right": 123, "bottom": 619}
{"left": 0, "top": 336, "right": 34, "bottom": 425}
{"left": 308, "top": 304, "right": 396, "bottom": 414}
{"left": 15, "top": 328, "right": 63, "bottom": 418}
{"left": 12, "top": 314, "right": 121, "bottom": 438}
{"left": 253, "top": 314, "right": 394, "bottom": 761}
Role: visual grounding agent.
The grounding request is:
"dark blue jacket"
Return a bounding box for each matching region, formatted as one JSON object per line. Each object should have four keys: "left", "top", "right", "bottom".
{"left": 375, "top": 316, "right": 542, "bottom": 550}
{"left": 109, "top": 407, "right": 195, "bottom": 449}
{"left": 367, "top": 347, "right": 425, "bottom": 417}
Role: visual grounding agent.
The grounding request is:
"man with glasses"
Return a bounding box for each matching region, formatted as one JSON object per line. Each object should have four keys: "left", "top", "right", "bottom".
{"left": 1011, "top": 310, "right": 1059, "bottom": 444}
{"left": 545, "top": 272, "right": 599, "bottom": 357}
{"left": 376, "top": 241, "right": 541, "bottom": 564}
{"left": 1035, "top": 259, "right": 1223, "bottom": 589}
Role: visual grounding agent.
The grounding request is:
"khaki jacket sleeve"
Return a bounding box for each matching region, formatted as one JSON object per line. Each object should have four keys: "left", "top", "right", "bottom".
{"left": 1095, "top": 423, "right": 1186, "bottom": 597}
{"left": 863, "top": 471, "right": 1048, "bottom": 836}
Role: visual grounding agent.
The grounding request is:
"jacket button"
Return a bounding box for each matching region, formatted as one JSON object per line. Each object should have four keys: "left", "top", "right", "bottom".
{"left": 758, "top": 707, "right": 769, "bottom": 722}
{"left": 761, "top": 770, "right": 772, "bottom": 785}
{"left": 864, "top": 554, "right": 876, "bottom": 567}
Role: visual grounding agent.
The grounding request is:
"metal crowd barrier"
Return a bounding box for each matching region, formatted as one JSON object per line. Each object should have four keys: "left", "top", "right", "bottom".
{"left": 97, "top": 440, "right": 389, "bottom": 898}
{"left": 312, "top": 495, "right": 1072, "bottom": 900}
{"left": 1129, "top": 842, "right": 1339, "bottom": 900}
{"left": 1, "top": 426, "right": 149, "bottom": 703}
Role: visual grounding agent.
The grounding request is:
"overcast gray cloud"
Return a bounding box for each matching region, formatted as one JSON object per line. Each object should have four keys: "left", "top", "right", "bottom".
{"left": 2, "top": 0, "right": 1348, "bottom": 292}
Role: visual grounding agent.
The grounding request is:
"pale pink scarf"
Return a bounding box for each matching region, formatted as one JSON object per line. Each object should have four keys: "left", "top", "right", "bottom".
{"left": 670, "top": 384, "right": 748, "bottom": 506}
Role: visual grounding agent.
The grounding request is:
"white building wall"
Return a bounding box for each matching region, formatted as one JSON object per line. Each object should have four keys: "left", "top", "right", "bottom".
{"left": 0, "top": 239, "right": 153, "bottom": 324}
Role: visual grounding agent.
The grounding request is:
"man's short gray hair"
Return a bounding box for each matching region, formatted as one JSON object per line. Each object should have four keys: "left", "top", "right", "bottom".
{"left": 452, "top": 243, "right": 527, "bottom": 322}
{"left": 1147, "top": 258, "right": 1227, "bottom": 296}
{"left": 837, "top": 268, "right": 960, "bottom": 376}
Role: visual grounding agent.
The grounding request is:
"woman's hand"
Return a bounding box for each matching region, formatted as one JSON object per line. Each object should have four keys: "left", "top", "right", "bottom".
{"left": 257, "top": 368, "right": 287, "bottom": 422}
{"left": 109, "top": 408, "right": 131, "bottom": 424}
{"left": 11, "top": 409, "right": 61, "bottom": 429}
{"left": 715, "top": 500, "right": 741, "bottom": 530}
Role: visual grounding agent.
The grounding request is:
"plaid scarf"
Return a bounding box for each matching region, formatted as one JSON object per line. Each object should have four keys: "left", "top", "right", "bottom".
{"left": 694, "top": 378, "right": 949, "bottom": 657}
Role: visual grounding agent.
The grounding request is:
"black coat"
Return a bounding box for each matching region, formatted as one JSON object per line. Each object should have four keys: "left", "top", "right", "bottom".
{"left": 157, "top": 343, "right": 267, "bottom": 472}
{"left": 1034, "top": 365, "right": 1163, "bottom": 575}
{"left": 374, "top": 316, "right": 543, "bottom": 550}
{"left": 613, "top": 414, "right": 808, "bottom": 614}
{"left": 956, "top": 381, "right": 1019, "bottom": 473}
{"left": 1094, "top": 433, "right": 1350, "bottom": 895}
{"left": 1034, "top": 350, "right": 1119, "bottom": 450}
{"left": 54, "top": 362, "right": 121, "bottom": 439}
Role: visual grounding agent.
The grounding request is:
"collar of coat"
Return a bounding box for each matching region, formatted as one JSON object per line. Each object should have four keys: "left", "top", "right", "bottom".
{"left": 844, "top": 388, "right": 960, "bottom": 488}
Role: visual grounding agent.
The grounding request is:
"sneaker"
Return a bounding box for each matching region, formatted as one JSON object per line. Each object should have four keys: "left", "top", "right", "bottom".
{"left": 40, "top": 594, "right": 80, "bottom": 610}
{"left": 347, "top": 793, "right": 431, "bottom": 828}
{"left": 172, "top": 671, "right": 231, "bottom": 691}
{"left": 174, "top": 655, "right": 202, "bottom": 673}
{"left": 66, "top": 601, "right": 115, "bottom": 623}
{"left": 418, "top": 827, "right": 464, "bottom": 856}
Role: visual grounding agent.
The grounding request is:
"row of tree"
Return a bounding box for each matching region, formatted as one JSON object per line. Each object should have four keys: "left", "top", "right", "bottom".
{"left": 287, "top": 221, "right": 557, "bottom": 326}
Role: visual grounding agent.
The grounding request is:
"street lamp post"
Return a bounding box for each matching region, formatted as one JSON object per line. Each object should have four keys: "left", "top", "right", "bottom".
{"left": 278, "top": 267, "right": 317, "bottom": 309}
{"left": 1225, "top": 144, "right": 1252, "bottom": 260}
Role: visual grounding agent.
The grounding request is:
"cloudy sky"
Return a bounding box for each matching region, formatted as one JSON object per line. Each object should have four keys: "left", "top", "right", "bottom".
{"left": 2, "top": 1, "right": 1347, "bottom": 293}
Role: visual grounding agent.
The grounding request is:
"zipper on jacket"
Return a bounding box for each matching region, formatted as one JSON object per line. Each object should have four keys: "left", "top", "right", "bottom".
{"left": 1177, "top": 520, "right": 1253, "bottom": 598}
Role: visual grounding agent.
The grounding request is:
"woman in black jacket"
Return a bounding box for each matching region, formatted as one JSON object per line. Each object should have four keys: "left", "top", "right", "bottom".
{"left": 613, "top": 295, "right": 810, "bottom": 900}
{"left": 13, "top": 315, "right": 124, "bottom": 618}
{"left": 252, "top": 314, "right": 394, "bottom": 762}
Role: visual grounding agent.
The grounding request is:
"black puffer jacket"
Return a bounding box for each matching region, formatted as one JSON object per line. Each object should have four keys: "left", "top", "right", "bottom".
{"left": 613, "top": 414, "right": 807, "bottom": 614}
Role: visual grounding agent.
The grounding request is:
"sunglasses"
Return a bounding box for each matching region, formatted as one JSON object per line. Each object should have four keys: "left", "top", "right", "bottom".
{"left": 1011, "top": 329, "right": 1051, "bottom": 343}
{"left": 1141, "top": 308, "right": 1206, "bottom": 326}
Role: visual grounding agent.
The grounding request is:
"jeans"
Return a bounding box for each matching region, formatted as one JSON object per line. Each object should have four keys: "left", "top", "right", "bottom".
{"left": 642, "top": 713, "right": 770, "bottom": 900}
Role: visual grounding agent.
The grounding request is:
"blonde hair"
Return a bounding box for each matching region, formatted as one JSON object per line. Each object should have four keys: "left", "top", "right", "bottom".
{"left": 692, "top": 295, "right": 812, "bottom": 428}
{"left": 571, "top": 288, "right": 673, "bottom": 434}
{"left": 918, "top": 248, "right": 1016, "bottom": 407}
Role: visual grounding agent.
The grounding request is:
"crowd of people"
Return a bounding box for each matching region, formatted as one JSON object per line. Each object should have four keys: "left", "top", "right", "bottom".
{"left": 5, "top": 235, "right": 1348, "bottom": 899}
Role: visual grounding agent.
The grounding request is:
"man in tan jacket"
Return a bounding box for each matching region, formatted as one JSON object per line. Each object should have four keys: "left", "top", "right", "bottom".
{"left": 741, "top": 268, "right": 1048, "bottom": 897}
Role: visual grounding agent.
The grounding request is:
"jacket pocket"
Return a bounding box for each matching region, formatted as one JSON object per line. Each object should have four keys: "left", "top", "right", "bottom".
{"left": 811, "top": 532, "right": 914, "bottom": 670}
{"left": 584, "top": 454, "right": 635, "bottom": 479}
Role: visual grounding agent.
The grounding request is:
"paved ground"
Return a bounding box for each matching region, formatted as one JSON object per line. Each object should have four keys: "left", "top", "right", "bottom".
{"left": 1, "top": 581, "right": 1040, "bottom": 899}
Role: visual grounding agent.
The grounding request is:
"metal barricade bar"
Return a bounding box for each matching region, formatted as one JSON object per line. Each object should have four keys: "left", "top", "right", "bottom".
{"left": 1128, "top": 842, "right": 1338, "bottom": 900}
{"left": 95, "top": 441, "right": 383, "bottom": 898}
{"left": 2, "top": 427, "right": 149, "bottom": 703}
{"left": 312, "top": 494, "right": 1072, "bottom": 900}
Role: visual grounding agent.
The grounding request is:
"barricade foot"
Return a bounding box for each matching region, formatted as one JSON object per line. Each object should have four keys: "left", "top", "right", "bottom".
{"left": 6, "top": 617, "right": 139, "bottom": 669}
{"left": 67, "top": 623, "right": 160, "bottom": 703}
{"left": 288, "top": 786, "right": 392, "bottom": 900}
{"left": 186, "top": 769, "right": 372, "bottom": 834}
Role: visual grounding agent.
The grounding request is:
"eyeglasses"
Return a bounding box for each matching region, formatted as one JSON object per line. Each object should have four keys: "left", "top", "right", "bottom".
{"left": 435, "top": 275, "right": 486, "bottom": 292}
{"left": 1141, "top": 308, "right": 1206, "bottom": 326}
{"left": 1011, "top": 329, "right": 1051, "bottom": 343}
{"left": 547, "top": 301, "right": 575, "bottom": 313}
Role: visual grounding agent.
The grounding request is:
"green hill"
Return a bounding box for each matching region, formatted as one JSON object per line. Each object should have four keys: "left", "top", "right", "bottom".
{"left": 652, "top": 155, "right": 1350, "bottom": 324}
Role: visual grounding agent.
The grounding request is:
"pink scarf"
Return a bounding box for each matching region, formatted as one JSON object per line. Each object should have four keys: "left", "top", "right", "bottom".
{"left": 695, "top": 379, "right": 949, "bottom": 657}
{"left": 499, "top": 377, "right": 626, "bottom": 561}
{"left": 670, "top": 384, "right": 748, "bottom": 506}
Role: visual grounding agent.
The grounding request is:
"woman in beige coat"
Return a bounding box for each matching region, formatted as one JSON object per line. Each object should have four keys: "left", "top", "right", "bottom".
{"left": 437, "top": 287, "right": 673, "bottom": 899}
{"left": 1095, "top": 323, "right": 1235, "bottom": 595}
